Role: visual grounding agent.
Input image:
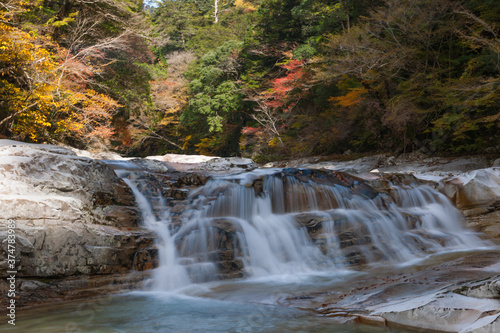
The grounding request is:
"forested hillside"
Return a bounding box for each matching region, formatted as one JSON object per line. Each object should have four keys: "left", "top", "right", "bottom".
{"left": 1, "top": 0, "right": 500, "bottom": 160}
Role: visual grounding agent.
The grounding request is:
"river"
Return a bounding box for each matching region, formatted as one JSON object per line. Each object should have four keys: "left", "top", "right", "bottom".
{"left": 2, "top": 163, "right": 496, "bottom": 332}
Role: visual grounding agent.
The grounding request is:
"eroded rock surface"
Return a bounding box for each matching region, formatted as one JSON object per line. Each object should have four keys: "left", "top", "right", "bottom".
{"left": 0, "top": 141, "right": 155, "bottom": 306}
{"left": 291, "top": 252, "right": 500, "bottom": 333}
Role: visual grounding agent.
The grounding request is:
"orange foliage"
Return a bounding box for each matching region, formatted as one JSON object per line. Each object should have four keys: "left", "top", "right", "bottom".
{"left": 263, "top": 60, "right": 308, "bottom": 111}
{"left": 0, "top": 1, "right": 119, "bottom": 145}
{"left": 330, "top": 87, "right": 369, "bottom": 107}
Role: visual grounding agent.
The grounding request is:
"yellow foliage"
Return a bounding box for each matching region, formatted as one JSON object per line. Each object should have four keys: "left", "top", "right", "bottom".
{"left": 267, "top": 137, "right": 281, "bottom": 147}
{"left": 194, "top": 136, "right": 218, "bottom": 155}
{"left": 0, "top": 1, "right": 118, "bottom": 145}
{"left": 234, "top": 0, "right": 258, "bottom": 11}
{"left": 329, "top": 87, "right": 369, "bottom": 107}
{"left": 182, "top": 135, "right": 192, "bottom": 150}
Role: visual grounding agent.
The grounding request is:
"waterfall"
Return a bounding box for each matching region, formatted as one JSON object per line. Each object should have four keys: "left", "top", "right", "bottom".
{"left": 113, "top": 164, "right": 489, "bottom": 290}
{"left": 116, "top": 168, "right": 191, "bottom": 291}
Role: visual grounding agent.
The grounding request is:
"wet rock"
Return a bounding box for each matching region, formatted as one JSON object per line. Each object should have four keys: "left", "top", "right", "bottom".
{"left": 252, "top": 178, "right": 264, "bottom": 196}
{"left": 174, "top": 173, "right": 209, "bottom": 187}
{"left": 441, "top": 168, "right": 500, "bottom": 212}
{"left": 95, "top": 205, "right": 140, "bottom": 228}
{"left": 440, "top": 168, "right": 500, "bottom": 240}
{"left": 215, "top": 259, "right": 245, "bottom": 276}
{"left": 0, "top": 271, "right": 152, "bottom": 307}
{"left": 355, "top": 315, "right": 386, "bottom": 327}
{"left": 375, "top": 292, "right": 500, "bottom": 333}
{"left": 294, "top": 212, "right": 332, "bottom": 229}
{"left": 305, "top": 252, "right": 500, "bottom": 333}
{"left": 300, "top": 155, "right": 385, "bottom": 174}
{"left": 208, "top": 250, "right": 235, "bottom": 261}
{"left": 455, "top": 277, "right": 500, "bottom": 299}
{"left": 171, "top": 188, "right": 190, "bottom": 200}
{"left": 19, "top": 279, "right": 48, "bottom": 292}
{"left": 134, "top": 245, "right": 159, "bottom": 271}
{"left": 128, "top": 158, "right": 173, "bottom": 173}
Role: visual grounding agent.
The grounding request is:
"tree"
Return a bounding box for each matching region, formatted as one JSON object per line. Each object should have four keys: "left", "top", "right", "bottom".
{"left": 180, "top": 40, "right": 244, "bottom": 154}
{"left": 152, "top": 0, "right": 201, "bottom": 53}
{"left": 0, "top": 0, "right": 122, "bottom": 145}
{"left": 313, "top": 0, "right": 465, "bottom": 152}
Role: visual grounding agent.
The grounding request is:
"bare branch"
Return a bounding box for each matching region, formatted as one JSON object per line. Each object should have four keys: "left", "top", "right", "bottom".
{"left": 0, "top": 103, "right": 38, "bottom": 128}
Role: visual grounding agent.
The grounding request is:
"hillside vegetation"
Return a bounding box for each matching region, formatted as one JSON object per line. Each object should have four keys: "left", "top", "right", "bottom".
{"left": 1, "top": 0, "right": 500, "bottom": 160}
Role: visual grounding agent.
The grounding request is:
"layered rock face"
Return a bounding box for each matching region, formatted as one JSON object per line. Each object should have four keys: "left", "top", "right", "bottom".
{"left": 0, "top": 142, "right": 154, "bottom": 305}
{"left": 441, "top": 168, "right": 500, "bottom": 240}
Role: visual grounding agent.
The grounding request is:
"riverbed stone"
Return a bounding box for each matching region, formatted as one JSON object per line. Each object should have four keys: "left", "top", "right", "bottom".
{"left": 439, "top": 168, "right": 500, "bottom": 240}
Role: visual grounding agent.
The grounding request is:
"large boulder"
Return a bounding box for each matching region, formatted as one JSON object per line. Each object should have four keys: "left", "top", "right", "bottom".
{"left": 440, "top": 168, "right": 500, "bottom": 240}
{"left": 0, "top": 141, "right": 155, "bottom": 306}
{"left": 195, "top": 157, "right": 258, "bottom": 172}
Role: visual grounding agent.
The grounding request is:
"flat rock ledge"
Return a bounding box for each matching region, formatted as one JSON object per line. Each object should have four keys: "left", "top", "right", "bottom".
{"left": 291, "top": 252, "right": 500, "bottom": 333}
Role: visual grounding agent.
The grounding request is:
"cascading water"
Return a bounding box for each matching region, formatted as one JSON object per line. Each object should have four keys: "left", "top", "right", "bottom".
{"left": 114, "top": 164, "right": 489, "bottom": 290}
{"left": 115, "top": 168, "right": 192, "bottom": 291}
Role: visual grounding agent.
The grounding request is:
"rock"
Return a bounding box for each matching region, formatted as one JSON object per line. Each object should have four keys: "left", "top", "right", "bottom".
{"left": 455, "top": 277, "right": 500, "bottom": 299}
{"left": 174, "top": 173, "right": 209, "bottom": 187}
{"left": 128, "top": 158, "right": 174, "bottom": 173}
{"left": 19, "top": 280, "right": 48, "bottom": 292}
{"left": 460, "top": 312, "right": 500, "bottom": 333}
{"left": 385, "top": 156, "right": 396, "bottom": 166}
{"left": 301, "top": 155, "right": 385, "bottom": 174}
{"left": 294, "top": 212, "right": 333, "bottom": 229}
{"left": 195, "top": 157, "right": 257, "bottom": 172}
{"left": 439, "top": 168, "right": 500, "bottom": 240}
{"left": 355, "top": 315, "right": 386, "bottom": 327}
{"left": 1, "top": 232, "right": 34, "bottom": 254}
{"left": 94, "top": 205, "right": 140, "bottom": 228}
{"left": 272, "top": 168, "right": 380, "bottom": 212}
{"left": 150, "top": 153, "right": 217, "bottom": 164}
{"left": 441, "top": 169, "right": 500, "bottom": 211}
{"left": 0, "top": 271, "right": 152, "bottom": 307}
{"left": 215, "top": 259, "right": 244, "bottom": 276}
{"left": 0, "top": 140, "right": 155, "bottom": 307}
{"left": 375, "top": 292, "right": 500, "bottom": 332}
{"left": 134, "top": 245, "right": 159, "bottom": 271}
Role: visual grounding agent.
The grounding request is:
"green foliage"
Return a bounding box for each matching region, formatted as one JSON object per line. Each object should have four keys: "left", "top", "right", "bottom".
{"left": 255, "top": 0, "right": 380, "bottom": 45}
{"left": 181, "top": 41, "right": 244, "bottom": 135}
{"left": 9, "top": 0, "right": 500, "bottom": 158}
{"left": 152, "top": 0, "right": 203, "bottom": 53}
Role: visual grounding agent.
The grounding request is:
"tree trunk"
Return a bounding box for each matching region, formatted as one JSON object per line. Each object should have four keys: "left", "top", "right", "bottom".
{"left": 214, "top": 0, "right": 219, "bottom": 24}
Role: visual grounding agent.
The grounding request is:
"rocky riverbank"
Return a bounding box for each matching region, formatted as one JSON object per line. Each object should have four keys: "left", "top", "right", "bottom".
{"left": 0, "top": 141, "right": 151, "bottom": 307}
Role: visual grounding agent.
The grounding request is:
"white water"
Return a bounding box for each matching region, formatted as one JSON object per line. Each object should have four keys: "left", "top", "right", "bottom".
{"left": 116, "top": 169, "right": 192, "bottom": 291}
{"left": 114, "top": 165, "right": 490, "bottom": 291}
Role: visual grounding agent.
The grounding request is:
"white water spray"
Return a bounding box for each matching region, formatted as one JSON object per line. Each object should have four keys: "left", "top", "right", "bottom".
{"left": 113, "top": 164, "right": 489, "bottom": 290}
{"left": 116, "top": 169, "right": 191, "bottom": 291}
